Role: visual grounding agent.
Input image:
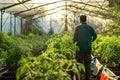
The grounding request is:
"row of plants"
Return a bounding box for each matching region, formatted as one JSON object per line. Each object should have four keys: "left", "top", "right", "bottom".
{"left": 92, "top": 34, "right": 120, "bottom": 67}
{"left": 0, "top": 31, "right": 49, "bottom": 71}
{"left": 1, "top": 30, "right": 120, "bottom": 79}
{"left": 16, "top": 32, "right": 85, "bottom": 80}
{"left": 0, "top": 31, "right": 85, "bottom": 80}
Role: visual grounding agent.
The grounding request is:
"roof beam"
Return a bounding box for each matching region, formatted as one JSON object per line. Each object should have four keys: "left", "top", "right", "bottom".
{"left": 0, "top": 0, "right": 31, "bottom": 10}
{"left": 25, "top": 5, "right": 112, "bottom": 20}
{"left": 70, "top": 0, "right": 109, "bottom": 11}
{"left": 28, "top": 10, "right": 65, "bottom": 21}
{"left": 25, "top": 5, "right": 114, "bottom": 19}
{"left": 32, "top": 4, "right": 114, "bottom": 19}
{"left": 23, "top": 4, "right": 69, "bottom": 18}
{"left": 67, "top": 5, "right": 115, "bottom": 19}
{"left": 14, "top": 0, "right": 62, "bottom": 15}
{"left": 26, "top": 7, "right": 112, "bottom": 21}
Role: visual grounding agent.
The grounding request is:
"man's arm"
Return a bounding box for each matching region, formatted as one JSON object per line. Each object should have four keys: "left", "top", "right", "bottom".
{"left": 73, "top": 27, "right": 78, "bottom": 43}
{"left": 91, "top": 27, "right": 97, "bottom": 42}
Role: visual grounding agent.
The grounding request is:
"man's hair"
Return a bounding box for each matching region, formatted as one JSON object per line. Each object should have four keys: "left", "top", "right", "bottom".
{"left": 80, "top": 15, "right": 87, "bottom": 22}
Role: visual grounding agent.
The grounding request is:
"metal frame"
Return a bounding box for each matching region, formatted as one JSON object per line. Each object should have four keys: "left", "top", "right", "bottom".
{"left": 0, "top": 0, "right": 111, "bottom": 19}
{"left": 0, "top": 0, "right": 31, "bottom": 31}
{"left": 0, "top": 0, "right": 31, "bottom": 10}
{"left": 0, "top": 0, "right": 113, "bottom": 33}
{"left": 14, "top": 0, "right": 62, "bottom": 15}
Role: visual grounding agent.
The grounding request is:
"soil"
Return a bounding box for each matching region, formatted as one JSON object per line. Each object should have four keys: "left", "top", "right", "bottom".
{"left": 0, "top": 67, "right": 16, "bottom": 80}
{"left": 108, "top": 67, "right": 120, "bottom": 76}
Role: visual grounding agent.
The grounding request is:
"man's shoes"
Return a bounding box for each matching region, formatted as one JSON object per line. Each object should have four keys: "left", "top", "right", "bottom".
{"left": 84, "top": 77, "right": 90, "bottom": 80}
{"left": 84, "top": 78, "right": 90, "bottom": 80}
{"left": 84, "top": 76, "right": 96, "bottom": 80}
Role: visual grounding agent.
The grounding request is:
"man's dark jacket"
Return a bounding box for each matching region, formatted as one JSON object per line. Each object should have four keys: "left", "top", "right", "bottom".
{"left": 73, "top": 22, "right": 97, "bottom": 52}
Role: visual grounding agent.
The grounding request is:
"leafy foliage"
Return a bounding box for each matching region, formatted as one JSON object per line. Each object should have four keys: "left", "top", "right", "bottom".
{"left": 102, "top": 36, "right": 120, "bottom": 66}
{"left": 24, "top": 33, "right": 49, "bottom": 56}
{"left": 108, "top": 4, "right": 120, "bottom": 35}
{"left": 0, "top": 32, "right": 49, "bottom": 71}
{"left": 16, "top": 32, "right": 85, "bottom": 80}
{"left": 92, "top": 35, "right": 110, "bottom": 56}
{"left": 17, "top": 55, "right": 84, "bottom": 80}
{"left": 46, "top": 32, "right": 79, "bottom": 59}
{"left": 93, "top": 34, "right": 120, "bottom": 66}
{"left": 0, "top": 31, "right": 14, "bottom": 67}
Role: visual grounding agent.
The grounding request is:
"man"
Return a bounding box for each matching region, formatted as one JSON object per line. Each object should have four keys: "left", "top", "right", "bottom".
{"left": 73, "top": 15, "right": 97, "bottom": 80}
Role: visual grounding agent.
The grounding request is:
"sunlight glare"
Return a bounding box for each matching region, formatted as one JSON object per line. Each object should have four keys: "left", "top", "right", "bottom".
{"left": 31, "top": 0, "right": 67, "bottom": 21}
{"left": 45, "top": 11, "right": 63, "bottom": 21}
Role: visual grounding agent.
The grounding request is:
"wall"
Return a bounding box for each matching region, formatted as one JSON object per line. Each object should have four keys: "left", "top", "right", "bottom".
{"left": 0, "top": 11, "right": 22, "bottom": 35}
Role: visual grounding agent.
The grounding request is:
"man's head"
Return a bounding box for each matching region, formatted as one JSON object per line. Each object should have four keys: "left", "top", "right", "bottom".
{"left": 80, "top": 15, "right": 87, "bottom": 22}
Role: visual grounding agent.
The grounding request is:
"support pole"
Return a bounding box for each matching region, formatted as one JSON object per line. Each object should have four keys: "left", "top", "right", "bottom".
{"left": 21, "top": 18, "right": 23, "bottom": 34}
{"left": 10, "top": 13, "right": 12, "bottom": 33}
{"left": 14, "top": 16, "right": 16, "bottom": 35}
{"left": 0, "top": 10, "right": 4, "bottom": 31}
{"left": 49, "top": 15, "right": 53, "bottom": 34}
{"left": 50, "top": 15, "right": 52, "bottom": 29}
{"left": 65, "top": 0, "right": 68, "bottom": 31}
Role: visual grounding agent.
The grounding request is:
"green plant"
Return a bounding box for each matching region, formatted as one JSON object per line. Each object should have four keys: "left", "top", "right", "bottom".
{"left": 92, "top": 34, "right": 120, "bottom": 66}
{"left": 0, "top": 32, "right": 49, "bottom": 71}
{"left": 27, "top": 25, "right": 45, "bottom": 35}
{"left": 5, "top": 37, "right": 33, "bottom": 71}
{"left": 108, "top": 4, "right": 120, "bottom": 35}
{"left": 16, "top": 32, "right": 85, "bottom": 80}
{"left": 26, "top": 33, "right": 49, "bottom": 56}
{"left": 102, "top": 36, "right": 120, "bottom": 66}
{"left": 0, "top": 32, "right": 14, "bottom": 67}
{"left": 0, "top": 31, "right": 4, "bottom": 43}
{"left": 16, "top": 54, "right": 85, "bottom": 80}
{"left": 46, "top": 32, "right": 79, "bottom": 59}
{"left": 92, "top": 34, "right": 110, "bottom": 56}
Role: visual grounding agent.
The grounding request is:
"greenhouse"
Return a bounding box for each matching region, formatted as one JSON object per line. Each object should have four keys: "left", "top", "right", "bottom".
{"left": 0, "top": 0, "right": 120, "bottom": 80}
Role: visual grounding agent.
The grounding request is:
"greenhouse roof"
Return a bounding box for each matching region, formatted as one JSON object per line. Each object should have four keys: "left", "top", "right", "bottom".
{"left": 0, "top": 0, "right": 113, "bottom": 19}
